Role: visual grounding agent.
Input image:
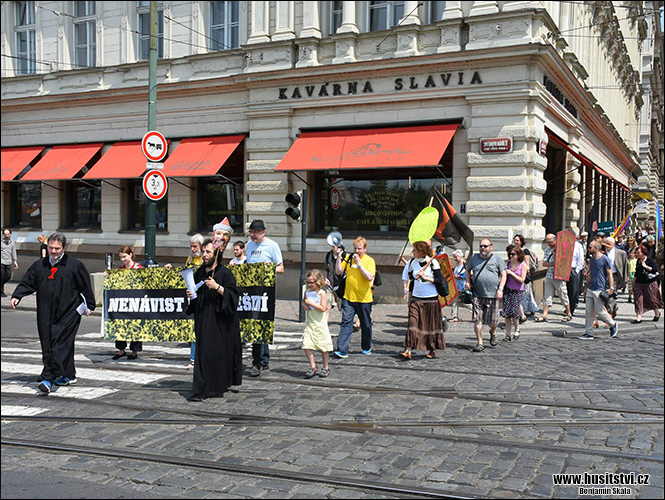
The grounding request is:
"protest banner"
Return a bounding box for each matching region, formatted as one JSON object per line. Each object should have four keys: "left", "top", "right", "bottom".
{"left": 436, "top": 253, "right": 458, "bottom": 308}
{"left": 554, "top": 230, "right": 576, "bottom": 281}
{"left": 228, "top": 262, "right": 276, "bottom": 344}
{"left": 103, "top": 267, "right": 194, "bottom": 342}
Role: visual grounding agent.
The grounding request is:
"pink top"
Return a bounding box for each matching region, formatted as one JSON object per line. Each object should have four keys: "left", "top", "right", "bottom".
{"left": 505, "top": 262, "right": 525, "bottom": 291}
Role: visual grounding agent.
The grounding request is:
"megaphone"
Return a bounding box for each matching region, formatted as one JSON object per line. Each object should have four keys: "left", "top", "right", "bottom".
{"left": 326, "top": 231, "right": 344, "bottom": 250}
{"left": 179, "top": 267, "right": 204, "bottom": 300}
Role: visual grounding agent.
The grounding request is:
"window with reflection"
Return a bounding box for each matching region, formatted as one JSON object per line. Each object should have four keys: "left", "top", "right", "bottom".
{"left": 196, "top": 142, "right": 244, "bottom": 234}
{"left": 66, "top": 181, "right": 102, "bottom": 230}
{"left": 330, "top": 1, "right": 343, "bottom": 34}
{"left": 74, "top": 1, "right": 96, "bottom": 67}
{"left": 127, "top": 179, "right": 168, "bottom": 231}
{"left": 430, "top": 1, "right": 446, "bottom": 22}
{"left": 211, "top": 1, "right": 239, "bottom": 50}
{"left": 137, "top": 1, "right": 163, "bottom": 60}
{"left": 368, "top": 1, "right": 404, "bottom": 32}
{"left": 10, "top": 182, "right": 42, "bottom": 229}
{"left": 14, "top": 1, "right": 36, "bottom": 75}
{"left": 315, "top": 151, "right": 452, "bottom": 236}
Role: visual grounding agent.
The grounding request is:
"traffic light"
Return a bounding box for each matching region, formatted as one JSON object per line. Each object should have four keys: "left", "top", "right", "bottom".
{"left": 285, "top": 191, "right": 303, "bottom": 220}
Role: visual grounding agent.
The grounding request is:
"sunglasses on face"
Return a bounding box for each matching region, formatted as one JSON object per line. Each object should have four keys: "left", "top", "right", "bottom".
{"left": 479, "top": 244, "right": 491, "bottom": 248}
{"left": 509, "top": 253, "right": 516, "bottom": 257}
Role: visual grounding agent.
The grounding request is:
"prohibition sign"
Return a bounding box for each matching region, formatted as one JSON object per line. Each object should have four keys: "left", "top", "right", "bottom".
{"left": 330, "top": 188, "right": 341, "bottom": 210}
{"left": 142, "top": 130, "right": 167, "bottom": 162}
{"left": 143, "top": 170, "right": 168, "bottom": 201}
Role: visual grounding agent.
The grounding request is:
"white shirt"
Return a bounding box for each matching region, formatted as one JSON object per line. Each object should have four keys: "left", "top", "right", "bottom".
{"left": 401, "top": 258, "right": 440, "bottom": 298}
{"left": 606, "top": 248, "right": 617, "bottom": 273}
{"left": 572, "top": 241, "right": 586, "bottom": 273}
{"left": 229, "top": 256, "right": 246, "bottom": 265}
{"left": 245, "top": 237, "right": 283, "bottom": 265}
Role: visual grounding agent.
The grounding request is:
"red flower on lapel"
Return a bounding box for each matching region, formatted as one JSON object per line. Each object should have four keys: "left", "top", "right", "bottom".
{"left": 48, "top": 267, "right": 58, "bottom": 280}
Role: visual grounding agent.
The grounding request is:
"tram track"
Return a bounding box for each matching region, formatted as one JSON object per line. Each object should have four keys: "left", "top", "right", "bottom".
{"left": 0, "top": 437, "right": 477, "bottom": 500}
{"left": 2, "top": 392, "right": 662, "bottom": 463}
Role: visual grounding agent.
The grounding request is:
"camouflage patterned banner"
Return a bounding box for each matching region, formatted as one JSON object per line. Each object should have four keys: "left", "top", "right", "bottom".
{"left": 103, "top": 267, "right": 195, "bottom": 342}
{"left": 228, "top": 262, "right": 276, "bottom": 345}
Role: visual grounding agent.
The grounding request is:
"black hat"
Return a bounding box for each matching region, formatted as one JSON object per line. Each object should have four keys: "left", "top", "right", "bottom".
{"left": 248, "top": 219, "right": 266, "bottom": 231}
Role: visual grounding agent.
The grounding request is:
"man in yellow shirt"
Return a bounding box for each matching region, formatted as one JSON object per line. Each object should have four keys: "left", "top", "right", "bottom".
{"left": 334, "top": 237, "right": 376, "bottom": 358}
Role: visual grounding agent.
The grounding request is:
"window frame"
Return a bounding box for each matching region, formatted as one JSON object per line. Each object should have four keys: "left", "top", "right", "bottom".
{"left": 428, "top": 1, "right": 446, "bottom": 23}
{"left": 64, "top": 180, "right": 102, "bottom": 231}
{"left": 210, "top": 1, "right": 240, "bottom": 51}
{"left": 9, "top": 181, "right": 42, "bottom": 230}
{"left": 137, "top": 1, "right": 164, "bottom": 61}
{"left": 367, "top": 1, "right": 404, "bottom": 32}
{"left": 74, "top": 1, "right": 97, "bottom": 68}
{"left": 14, "top": 1, "right": 36, "bottom": 75}
{"left": 330, "top": 0, "right": 343, "bottom": 35}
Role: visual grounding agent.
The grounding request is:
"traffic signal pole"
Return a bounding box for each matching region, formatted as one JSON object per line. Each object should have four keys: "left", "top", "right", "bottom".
{"left": 298, "top": 188, "right": 307, "bottom": 322}
{"left": 144, "top": 0, "right": 158, "bottom": 265}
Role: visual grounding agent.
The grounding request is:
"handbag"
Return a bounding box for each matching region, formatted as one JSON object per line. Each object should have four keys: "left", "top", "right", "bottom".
{"left": 373, "top": 270, "right": 383, "bottom": 287}
{"left": 462, "top": 256, "right": 492, "bottom": 304}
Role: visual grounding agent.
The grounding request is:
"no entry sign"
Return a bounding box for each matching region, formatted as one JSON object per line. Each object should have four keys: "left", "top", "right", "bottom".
{"left": 143, "top": 170, "right": 168, "bottom": 201}
{"left": 142, "top": 130, "right": 167, "bottom": 162}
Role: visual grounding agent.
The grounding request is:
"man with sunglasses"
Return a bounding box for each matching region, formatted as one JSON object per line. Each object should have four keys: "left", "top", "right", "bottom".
{"left": 465, "top": 238, "right": 507, "bottom": 352}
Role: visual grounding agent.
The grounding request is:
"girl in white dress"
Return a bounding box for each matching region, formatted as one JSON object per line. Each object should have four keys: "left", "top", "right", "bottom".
{"left": 302, "top": 270, "right": 333, "bottom": 378}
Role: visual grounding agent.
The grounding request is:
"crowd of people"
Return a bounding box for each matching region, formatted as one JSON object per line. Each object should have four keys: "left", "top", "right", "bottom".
{"left": 4, "top": 219, "right": 664, "bottom": 400}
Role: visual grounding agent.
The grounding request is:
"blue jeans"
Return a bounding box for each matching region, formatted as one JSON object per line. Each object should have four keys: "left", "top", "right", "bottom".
{"left": 337, "top": 299, "right": 372, "bottom": 354}
{"left": 190, "top": 342, "right": 196, "bottom": 363}
{"left": 252, "top": 343, "right": 270, "bottom": 368}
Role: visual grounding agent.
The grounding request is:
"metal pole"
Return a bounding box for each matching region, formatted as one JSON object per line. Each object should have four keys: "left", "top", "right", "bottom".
{"left": 144, "top": 0, "right": 158, "bottom": 266}
{"left": 299, "top": 188, "right": 307, "bottom": 323}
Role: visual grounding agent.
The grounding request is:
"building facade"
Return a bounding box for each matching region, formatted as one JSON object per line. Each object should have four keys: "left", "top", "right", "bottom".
{"left": 2, "top": 1, "right": 663, "bottom": 299}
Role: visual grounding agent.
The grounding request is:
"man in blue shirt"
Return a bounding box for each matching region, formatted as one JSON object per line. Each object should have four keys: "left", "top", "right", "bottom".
{"left": 245, "top": 220, "right": 284, "bottom": 376}
{"left": 581, "top": 240, "right": 618, "bottom": 339}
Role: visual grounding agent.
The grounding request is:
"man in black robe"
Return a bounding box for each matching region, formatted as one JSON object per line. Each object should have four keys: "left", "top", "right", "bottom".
{"left": 186, "top": 238, "right": 242, "bottom": 402}
{"left": 11, "top": 232, "right": 95, "bottom": 393}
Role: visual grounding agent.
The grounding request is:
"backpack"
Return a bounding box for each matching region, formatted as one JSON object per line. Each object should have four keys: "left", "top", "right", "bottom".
{"left": 526, "top": 249, "right": 539, "bottom": 275}
{"left": 407, "top": 258, "right": 448, "bottom": 298}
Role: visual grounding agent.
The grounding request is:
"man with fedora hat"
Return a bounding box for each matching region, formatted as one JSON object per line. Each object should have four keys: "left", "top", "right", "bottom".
{"left": 245, "top": 219, "right": 284, "bottom": 376}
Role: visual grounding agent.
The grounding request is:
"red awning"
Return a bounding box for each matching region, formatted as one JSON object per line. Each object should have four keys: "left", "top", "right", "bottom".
{"left": 161, "top": 135, "right": 245, "bottom": 177}
{"left": 22, "top": 143, "right": 103, "bottom": 181}
{"left": 545, "top": 131, "right": 615, "bottom": 180}
{"left": 83, "top": 141, "right": 151, "bottom": 180}
{"left": 275, "top": 123, "right": 459, "bottom": 171}
{"left": 1, "top": 146, "right": 45, "bottom": 181}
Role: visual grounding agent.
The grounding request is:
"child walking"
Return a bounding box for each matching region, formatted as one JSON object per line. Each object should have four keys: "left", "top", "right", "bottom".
{"left": 627, "top": 248, "right": 637, "bottom": 303}
{"left": 302, "top": 270, "right": 333, "bottom": 378}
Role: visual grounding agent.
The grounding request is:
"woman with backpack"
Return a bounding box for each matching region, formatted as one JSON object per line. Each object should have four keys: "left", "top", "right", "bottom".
{"left": 513, "top": 235, "right": 539, "bottom": 319}
{"left": 400, "top": 241, "right": 447, "bottom": 360}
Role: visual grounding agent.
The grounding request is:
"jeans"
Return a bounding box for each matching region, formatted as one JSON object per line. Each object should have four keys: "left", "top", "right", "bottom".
{"left": 190, "top": 342, "right": 196, "bottom": 363}
{"left": 252, "top": 343, "right": 270, "bottom": 368}
{"left": 337, "top": 299, "right": 372, "bottom": 354}
{"left": 585, "top": 290, "right": 615, "bottom": 334}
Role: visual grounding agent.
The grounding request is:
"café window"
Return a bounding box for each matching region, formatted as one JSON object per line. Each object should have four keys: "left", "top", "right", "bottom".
{"left": 127, "top": 179, "right": 168, "bottom": 231}
{"left": 197, "top": 180, "right": 243, "bottom": 234}
{"left": 10, "top": 182, "right": 42, "bottom": 229}
{"left": 66, "top": 181, "right": 101, "bottom": 230}
{"left": 315, "top": 153, "right": 452, "bottom": 236}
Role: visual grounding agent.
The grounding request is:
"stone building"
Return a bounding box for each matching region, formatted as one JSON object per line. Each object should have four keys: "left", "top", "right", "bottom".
{"left": 2, "top": 1, "right": 663, "bottom": 299}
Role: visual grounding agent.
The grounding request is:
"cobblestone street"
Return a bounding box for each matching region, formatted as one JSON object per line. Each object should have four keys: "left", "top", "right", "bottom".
{"left": 2, "top": 285, "right": 663, "bottom": 498}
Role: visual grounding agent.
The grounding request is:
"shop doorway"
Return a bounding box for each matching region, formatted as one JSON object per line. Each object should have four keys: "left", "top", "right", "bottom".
{"left": 542, "top": 143, "right": 567, "bottom": 234}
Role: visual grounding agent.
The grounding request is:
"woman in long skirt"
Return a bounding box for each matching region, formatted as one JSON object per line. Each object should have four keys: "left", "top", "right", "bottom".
{"left": 502, "top": 245, "right": 528, "bottom": 340}
{"left": 400, "top": 241, "right": 446, "bottom": 360}
{"left": 631, "top": 244, "right": 663, "bottom": 323}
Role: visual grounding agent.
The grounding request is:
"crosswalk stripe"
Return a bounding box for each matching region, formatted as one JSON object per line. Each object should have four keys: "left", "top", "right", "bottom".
{"left": 1, "top": 382, "right": 118, "bottom": 400}
{"left": 1, "top": 405, "right": 48, "bottom": 416}
{"left": 1, "top": 362, "right": 169, "bottom": 385}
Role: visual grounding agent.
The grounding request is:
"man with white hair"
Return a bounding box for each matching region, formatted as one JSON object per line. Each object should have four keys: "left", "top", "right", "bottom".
{"left": 604, "top": 236, "right": 627, "bottom": 317}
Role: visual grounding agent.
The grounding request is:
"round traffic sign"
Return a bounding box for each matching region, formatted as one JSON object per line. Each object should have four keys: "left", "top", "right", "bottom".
{"left": 142, "top": 130, "right": 167, "bottom": 162}
{"left": 143, "top": 170, "right": 168, "bottom": 201}
{"left": 330, "top": 188, "right": 341, "bottom": 210}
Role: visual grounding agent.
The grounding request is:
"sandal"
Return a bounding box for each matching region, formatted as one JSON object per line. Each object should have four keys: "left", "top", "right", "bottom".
{"left": 502, "top": 335, "right": 512, "bottom": 341}
{"left": 561, "top": 316, "right": 572, "bottom": 322}
{"left": 426, "top": 350, "right": 436, "bottom": 359}
{"left": 535, "top": 316, "right": 548, "bottom": 323}
{"left": 513, "top": 330, "right": 520, "bottom": 340}
{"left": 449, "top": 317, "right": 460, "bottom": 323}
{"left": 399, "top": 351, "right": 412, "bottom": 360}
{"left": 653, "top": 315, "right": 661, "bottom": 322}
{"left": 186, "top": 362, "right": 195, "bottom": 370}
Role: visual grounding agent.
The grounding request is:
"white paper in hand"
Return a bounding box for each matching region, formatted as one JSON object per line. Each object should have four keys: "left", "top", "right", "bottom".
{"left": 77, "top": 293, "right": 90, "bottom": 316}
